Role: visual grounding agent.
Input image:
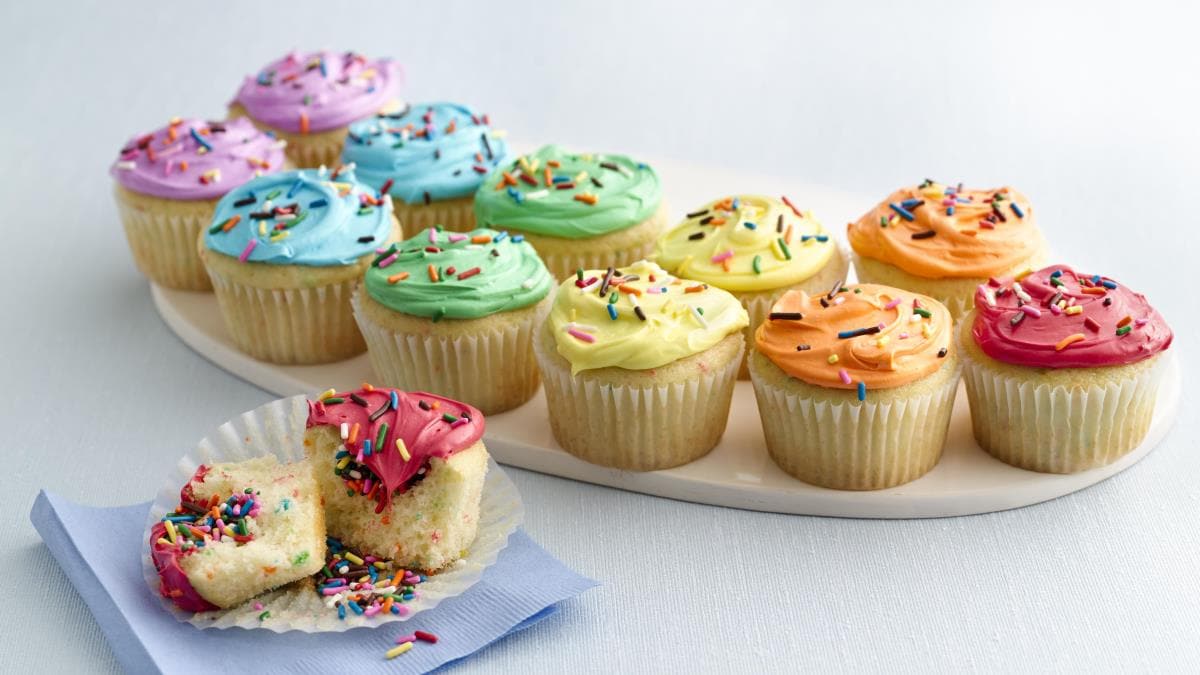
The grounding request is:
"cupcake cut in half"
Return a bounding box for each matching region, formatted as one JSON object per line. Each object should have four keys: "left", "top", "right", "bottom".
{"left": 959, "top": 265, "right": 1173, "bottom": 473}
{"left": 532, "top": 259, "right": 749, "bottom": 470}
{"left": 200, "top": 166, "right": 401, "bottom": 364}
{"left": 353, "top": 226, "right": 554, "bottom": 415}
{"left": 230, "top": 50, "right": 403, "bottom": 169}
{"left": 342, "top": 102, "right": 509, "bottom": 236}
{"left": 111, "top": 117, "right": 287, "bottom": 291}
{"left": 473, "top": 145, "right": 666, "bottom": 281}
{"left": 749, "top": 283, "right": 959, "bottom": 490}
{"left": 305, "top": 385, "right": 488, "bottom": 572}
{"left": 151, "top": 456, "right": 326, "bottom": 611}
{"left": 847, "top": 180, "right": 1047, "bottom": 318}
{"left": 654, "top": 194, "right": 848, "bottom": 378}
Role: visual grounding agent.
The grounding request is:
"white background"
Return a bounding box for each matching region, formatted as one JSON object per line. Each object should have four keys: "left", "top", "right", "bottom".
{"left": 2, "top": 1, "right": 1199, "bottom": 672}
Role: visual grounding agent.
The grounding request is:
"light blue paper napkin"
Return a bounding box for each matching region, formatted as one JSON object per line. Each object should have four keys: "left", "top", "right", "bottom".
{"left": 30, "top": 491, "right": 597, "bottom": 674}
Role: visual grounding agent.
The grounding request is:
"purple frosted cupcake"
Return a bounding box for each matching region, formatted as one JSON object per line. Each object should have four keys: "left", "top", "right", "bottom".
{"left": 110, "top": 117, "right": 286, "bottom": 290}
{"left": 229, "top": 50, "right": 404, "bottom": 169}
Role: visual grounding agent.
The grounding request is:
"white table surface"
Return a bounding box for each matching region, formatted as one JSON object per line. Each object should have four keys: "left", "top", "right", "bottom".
{"left": 3, "top": 1, "right": 1198, "bottom": 672}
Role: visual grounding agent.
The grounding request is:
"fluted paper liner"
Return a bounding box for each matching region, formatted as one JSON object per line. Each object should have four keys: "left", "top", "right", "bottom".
{"left": 141, "top": 395, "right": 524, "bottom": 633}
{"left": 958, "top": 333, "right": 1167, "bottom": 474}
{"left": 352, "top": 290, "right": 544, "bottom": 415}
{"left": 393, "top": 197, "right": 476, "bottom": 237}
{"left": 536, "top": 237, "right": 659, "bottom": 284}
{"left": 113, "top": 187, "right": 214, "bottom": 291}
{"left": 533, "top": 333, "right": 743, "bottom": 470}
{"left": 749, "top": 355, "right": 960, "bottom": 490}
{"left": 204, "top": 266, "right": 365, "bottom": 364}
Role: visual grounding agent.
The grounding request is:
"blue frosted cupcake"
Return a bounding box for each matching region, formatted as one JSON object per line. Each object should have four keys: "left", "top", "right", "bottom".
{"left": 341, "top": 102, "right": 508, "bottom": 236}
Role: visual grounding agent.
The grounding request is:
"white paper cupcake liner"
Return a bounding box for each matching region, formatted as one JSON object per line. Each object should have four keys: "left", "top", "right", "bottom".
{"left": 958, "top": 336, "right": 1167, "bottom": 473}
{"left": 393, "top": 198, "right": 476, "bottom": 237}
{"left": 114, "top": 191, "right": 213, "bottom": 291}
{"left": 141, "top": 395, "right": 524, "bottom": 633}
{"left": 204, "top": 266, "right": 365, "bottom": 364}
{"left": 352, "top": 291, "right": 544, "bottom": 415}
{"left": 536, "top": 237, "right": 659, "bottom": 284}
{"left": 748, "top": 354, "right": 960, "bottom": 490}
{"left": 532, "top": 332, "right": 743, "bottom": 470}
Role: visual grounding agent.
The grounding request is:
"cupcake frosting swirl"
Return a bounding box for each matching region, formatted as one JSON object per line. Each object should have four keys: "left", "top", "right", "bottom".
{"left": 204, "top": 167, "right": 393, "bottom": 266}
{"left": 971, "top": 264, "right": 1172, "bottom": 368}
{"left": 755, "top": 283, "right": 952, "bottom": 390}
{"left": 111, "top": 117, "right": 286, "bottom": 201}
{"left": 342, "top": 102, "right": 509, "bottom": 203}
{"left": 233, "top": 50, "right": 402, "bottom": 133}
{"left": 364, "top": 227, "right": 552, "bottom": 320}
{"left": 307, "top": 387, "right": 483, "bottom": 509}
{"left": 546, "top": 260, "right": 748, "bottom": 373}
{"left": 654, "top": 195, "right": 836, "bottom": 291}
{"left": 474, "top": 144, "right": 662, "bottom": 239}
{"left": 848, "top": 180, "right": 1040, "bottom": 278}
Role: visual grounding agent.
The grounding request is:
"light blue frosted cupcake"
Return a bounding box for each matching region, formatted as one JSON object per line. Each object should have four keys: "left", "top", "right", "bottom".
{"left": 341, "top": 102, "right": 508, "bottom": 235}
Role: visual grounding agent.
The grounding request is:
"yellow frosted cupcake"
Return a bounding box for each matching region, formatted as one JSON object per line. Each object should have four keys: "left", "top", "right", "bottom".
{"left": 847, "top": 180, "right": 1047, "bottom": 318}
{"left": 749, "top": 284, "right": 959, "bottom": 490}
{"left": 532, "top": 260, "right": 748, "bottom": 470}
{"left": 654, "top": 194, "right": 848, "bottom": 378}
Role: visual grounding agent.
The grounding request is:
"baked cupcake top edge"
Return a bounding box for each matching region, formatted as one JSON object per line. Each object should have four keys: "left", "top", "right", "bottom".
{"left": 232, "top": 50, "right": 402, "bottom": 134}
{"left": 847, "top": 180, "right": 1040, "bottom": 279}
{"left": 111, "top": 117, "right": 287, "bottom": 201}
{"left": 203, "top": 167, "right": 393, "bottom": 266}
{"left": 754, "top": 283, "right": 953, "bottom": 392}
{"left": 654, "top": 194, "right": 836, "bottom": 291}
{"left": 364, "top": 226, "right": 553, "bottom": 320}
{"left": 971, "top": 264, "right": 1172, "bottom": 368}
{"left": 473, "top": 144, "right": 662, "bottom": 239}
{"left": 546, "top": 259, "right": 749, "bottom": 374}
{"left": 342, "top": 102, "right": 509, "bottom": 203}
{"left": 306, "top": 386, "right": 484, "bottom": 509}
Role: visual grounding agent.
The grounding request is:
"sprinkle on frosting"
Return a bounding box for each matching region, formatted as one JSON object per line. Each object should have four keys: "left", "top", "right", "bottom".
{"left": 111, "top": 117, "right": 286, "bottom": 200}
{"left": 970, "top": 264, "right": 1172, "bottom": 368}
{"left": 233, "top": 50, "right": 402, "bottom": 134}
{"left": 342, "top": 102, "right": 509, "bottom": 203}
{"left": 755, "top": 284, "right": 953, "bottom": 390}
{"left": 307, "top": 386, "right": 483, "bottom": 511}
{"left": 848, "top": 180, "right": 1041, "bottom": 278}
{"left": 473, "top": 145, "right": 661, "bottom": 239}
{"left": 204, "top": 167, "right": 393, "bottom": 266}
{"left": 654, "top": 195, "right": 835, "bottom": 292}
{"left": 364, "top": 227, "right": 552, "bottom": 320}
{"left": 546, "top": 259, "right": 748, "bottom": 373}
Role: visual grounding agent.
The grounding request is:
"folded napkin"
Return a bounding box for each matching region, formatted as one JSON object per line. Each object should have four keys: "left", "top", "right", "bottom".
{"left": 31, "top": 491, "right": 597, "bottom": 674}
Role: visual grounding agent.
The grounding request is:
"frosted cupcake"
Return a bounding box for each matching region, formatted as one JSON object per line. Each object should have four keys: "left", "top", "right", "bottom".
{"left": 473, "top": 145, "right": 666, "bottom": 280}
{"left": 230, "top": 50, "right": 403, "bottom": 168}
{"left": 847, "top": 180, "right": 1047, "bottom": 318}
{"left": 353, "top": 227, "right": 553, "bottom": 415}
{"left": 306, "top": 386, "right": 488, "bottom": 572}
{"left": 111, "top": 117, "right": 286, "bottom": 290}
{"left": 342, "top": 102, "right": 508, "bottom": 236}
{"left": 532, "top": 260, "right": 748, "bottom": 470}
{"left": 749, "top": 284, "right": 958, "bottom": 490}
{"left": 199, "top": 167, "right": 400, "bottom": 364}
{"left": 959, "top": 265, "right": 1173, "bottom": 473}
{"left": 654, "top": 194, "right": 848, "bottom": 378}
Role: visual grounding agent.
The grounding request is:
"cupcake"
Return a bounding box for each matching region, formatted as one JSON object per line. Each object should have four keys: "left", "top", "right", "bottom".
{"left": 229, "top": 50, "right": 403, "bottom": 169}
{"left": 150, "top": 456, "right": 326, "bottom": 611}
{"left": 654, "top": 194, "right": 848, "bottom": 378}
{"left": 342, "top": 102, "right": 509, "bottom": 236}
{"left": 352, "top": 227, "right": 554, "bottom": 415}
{"left": 199, "top": 167, "right": 400, "bottom": 364}
{"left": 749, "top": 284, "right": 958, "bottom": 490}
{"left": 847, "top": 180, "right": 1047, "bottom": 318}
{"left": 111, "top": 117, "right": 287, "bottom": 290}
{"left": 959, "top": 265, "right": 1173, "bottom": 473}
{"left": 473, "top": 145, "right": 666, "bottom": 281}
{"left": 532, "top": 260, "right": 748, "bottom": 470}
{"left": 305, "top": 386, "right": 489, "bottom": 572}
